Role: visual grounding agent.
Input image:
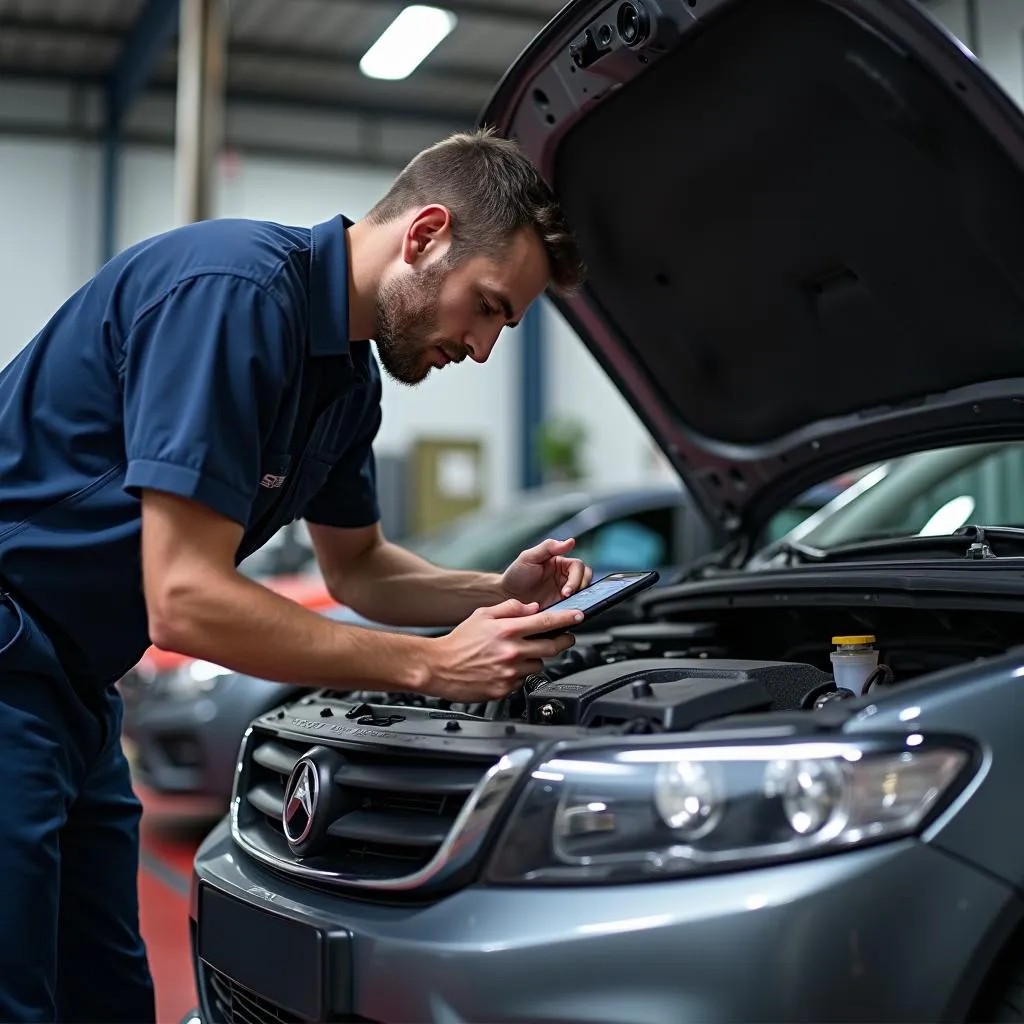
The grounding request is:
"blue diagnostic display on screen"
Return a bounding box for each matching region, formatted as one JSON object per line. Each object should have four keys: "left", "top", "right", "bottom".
{"left": 552, "top": 574, "right": 646, "bottom": 613}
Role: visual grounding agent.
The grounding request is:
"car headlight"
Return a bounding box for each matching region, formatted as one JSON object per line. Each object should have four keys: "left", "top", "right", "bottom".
{"left": 485, "top": 736, "right": 973, "bottom": 885}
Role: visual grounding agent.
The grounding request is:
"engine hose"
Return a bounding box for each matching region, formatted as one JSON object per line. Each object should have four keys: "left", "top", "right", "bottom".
{"left": 861, "top": 663, "right": 895, "bottom": 695}
{"left": 618, "top": 716, "right": 665, "bottom": 735}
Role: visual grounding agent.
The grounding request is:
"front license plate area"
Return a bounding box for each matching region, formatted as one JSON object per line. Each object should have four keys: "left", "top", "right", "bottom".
{"left": 197, "top": 884, "right": 351, "bottom": 1020}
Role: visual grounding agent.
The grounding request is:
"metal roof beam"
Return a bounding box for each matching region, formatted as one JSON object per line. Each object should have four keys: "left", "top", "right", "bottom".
{"left": 0, "top": 67, "right": 478, "bottom": 126}
{"left": 0, "top": 118, "right": 415, "bottom": 169}
{"left": 0, "top": 67, "right": 105, "bottom": 86}
{"left": 0, "top": 16, "right": 500, "bottom": 92}
{"left": 164, "top": 82, "right": 479, "bottom": 126}
{"left": 318, "top": 0, "right": 556, "bottom": 27}
{"left": 0, "top": 67, "right": 477, "bottom": 125}
{"left": 227, "top": 42, "right": 498, "bottom": 90}
{"left": 0, "top": 18, "right": 121, "bottom": 44}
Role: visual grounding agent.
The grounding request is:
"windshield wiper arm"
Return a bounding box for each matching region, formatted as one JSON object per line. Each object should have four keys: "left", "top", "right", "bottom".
{"left": 953, "top": 524, "right": 1024, "bottom": 559}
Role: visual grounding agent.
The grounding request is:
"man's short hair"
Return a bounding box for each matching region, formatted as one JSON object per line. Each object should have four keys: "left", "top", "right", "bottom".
{"left": 366, "top": 128, "right": 586, "bottom": 296}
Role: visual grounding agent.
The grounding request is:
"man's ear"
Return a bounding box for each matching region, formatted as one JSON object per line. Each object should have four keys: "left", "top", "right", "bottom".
{"left": 401, "top": 205, "right": 452, "bottom": 265}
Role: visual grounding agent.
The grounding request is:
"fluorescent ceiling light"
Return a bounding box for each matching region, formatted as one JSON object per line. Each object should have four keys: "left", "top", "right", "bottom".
{"left": 359, "top": 4, "right": 457, "bottom": 81}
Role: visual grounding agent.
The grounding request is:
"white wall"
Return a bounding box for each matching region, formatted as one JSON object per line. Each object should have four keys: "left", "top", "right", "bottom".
{"left": 1, "top": 0, "right": 1022, "bottom": 509}
{"left": 969, "top": 0, "right": 1024, "bottom": 107}
{"left": 925, "top": 0, "right": 971, "bottom": 44}
{"left": 921, "top": 0, "right": 1023, "bottom": 106}
{"left": 0, "top": 137, "right": 102, "bottom": 362}
{"left": 542, "top": 302, "right": 677, "bottom": 490}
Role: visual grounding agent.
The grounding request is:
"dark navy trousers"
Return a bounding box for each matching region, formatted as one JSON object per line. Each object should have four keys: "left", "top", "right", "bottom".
{"left": 0, "top": 591, "right": 156, "bottom": 1022}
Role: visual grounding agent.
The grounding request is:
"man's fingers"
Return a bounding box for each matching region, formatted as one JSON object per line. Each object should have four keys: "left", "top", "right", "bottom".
{"left": 482, "top": 597, "right": 537, "bottom": 619}
{"left": 519, "top": 633, "right": 576, "bottom": 661}
{"left": 507, "top": 606, "right": 583, "bottom": 638}
{"left": 519, "top": 536, "right": 575, "bottom": 565}
{"left": 560, "top": 558, "right": 588, "bottom": 597}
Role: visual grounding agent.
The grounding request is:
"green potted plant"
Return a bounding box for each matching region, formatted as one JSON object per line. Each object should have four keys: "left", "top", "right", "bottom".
{"left": 535, "top": 414, "right": 588, "bottom": 483}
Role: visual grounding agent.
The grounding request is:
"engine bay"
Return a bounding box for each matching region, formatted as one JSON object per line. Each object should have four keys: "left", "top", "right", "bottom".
{"left": 304, "top": 597, "right": 1022, "bottom": 740}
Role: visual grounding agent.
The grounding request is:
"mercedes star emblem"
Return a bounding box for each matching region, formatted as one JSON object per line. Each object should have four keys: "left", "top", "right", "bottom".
{"left": 283, "top": 757, "right": 319, "bottom": 846}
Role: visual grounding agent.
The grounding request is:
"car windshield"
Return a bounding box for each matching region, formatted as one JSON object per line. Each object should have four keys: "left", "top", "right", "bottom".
{"left": 784, "top": 441, "right": 1024, "bottom": 549}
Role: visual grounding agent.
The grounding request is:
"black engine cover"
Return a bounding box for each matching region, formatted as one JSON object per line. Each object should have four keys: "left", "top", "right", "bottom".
{"left": 525, "top": 658, "right": 832, "bottom": 730}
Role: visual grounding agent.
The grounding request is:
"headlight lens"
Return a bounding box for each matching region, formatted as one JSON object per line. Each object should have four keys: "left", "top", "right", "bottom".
{"left": 486, "top": 737, "right": 972, "bottom": 885}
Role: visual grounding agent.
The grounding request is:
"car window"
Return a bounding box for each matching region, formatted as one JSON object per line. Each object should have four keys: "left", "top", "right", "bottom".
{"left": 572, "top": 507, "right": 675, "bottom": 572}
{"left": 793, "top": 442, "right": 1024, "bottom": 548}
{"left": 901, "top": 446, "right": 1024, "bottom": 531}
{"left": 867, "top": 444, "right": 1024, "bottom": 537}
{"left": 761, "top": 475, "right": 868, "bottom": 545}
{"left": 764, "top": 504, "right": 823, "bottom": 545}
{"left": 404, "top": 495, "right": 587, "bottom": 571}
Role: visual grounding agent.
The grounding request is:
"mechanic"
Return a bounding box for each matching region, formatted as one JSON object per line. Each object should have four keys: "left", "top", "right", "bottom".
{"left": 0, "top": 129, "right": 589, "bottom": 1022}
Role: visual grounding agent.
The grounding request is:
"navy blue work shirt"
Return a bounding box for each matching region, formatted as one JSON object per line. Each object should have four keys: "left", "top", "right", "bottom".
{"left": 0, "top": 214, "right": 382, "bottom": 683}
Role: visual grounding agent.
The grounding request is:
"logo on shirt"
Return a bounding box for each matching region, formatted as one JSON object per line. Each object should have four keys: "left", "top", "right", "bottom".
{"left": 260, "top": 473, "right": 287, "bottom": 489}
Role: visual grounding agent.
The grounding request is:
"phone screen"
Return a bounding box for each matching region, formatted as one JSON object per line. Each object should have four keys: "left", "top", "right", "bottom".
{"left": 547, "top": 572, "right": 653, "bottom": 615}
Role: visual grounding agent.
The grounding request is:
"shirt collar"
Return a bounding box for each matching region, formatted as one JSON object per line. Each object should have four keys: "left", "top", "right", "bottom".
{"left": 308, "top": 214, "right": 355, "bottom": 360}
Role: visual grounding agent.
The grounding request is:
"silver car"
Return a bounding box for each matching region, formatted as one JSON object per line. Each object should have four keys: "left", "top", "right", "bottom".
{"left": 188, "top": 1, "right": 1024, "bottom": 1021}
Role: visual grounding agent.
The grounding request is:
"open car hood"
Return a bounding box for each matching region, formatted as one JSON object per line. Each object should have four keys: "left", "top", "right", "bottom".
{"left": 481, "top": 0, "right": 1024, "bottom": 544}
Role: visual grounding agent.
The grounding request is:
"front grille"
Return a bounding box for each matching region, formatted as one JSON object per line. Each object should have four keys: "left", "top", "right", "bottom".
{"left": 205, "top": 967, "right": 377, "bottom": 1024}
{"left": 235, "top": 727, "right": 499, "bottom": 885}
{"left": 209, "top": 968, "right": 299, "bottom": 1024}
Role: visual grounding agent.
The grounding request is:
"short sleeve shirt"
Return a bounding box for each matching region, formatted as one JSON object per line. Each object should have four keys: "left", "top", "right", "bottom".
{"left": 0, "top": 214, "right": 382, "bottom": 682}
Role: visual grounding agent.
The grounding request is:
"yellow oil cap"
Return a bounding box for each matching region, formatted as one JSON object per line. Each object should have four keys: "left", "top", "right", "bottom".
{"left": 832, "top": 635, "right": 876, "bottom": 645}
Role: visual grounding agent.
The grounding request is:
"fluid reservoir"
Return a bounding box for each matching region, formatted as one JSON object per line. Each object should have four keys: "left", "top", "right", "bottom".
{"left": 830, "top": 635, "right": 879, "bottom": 694}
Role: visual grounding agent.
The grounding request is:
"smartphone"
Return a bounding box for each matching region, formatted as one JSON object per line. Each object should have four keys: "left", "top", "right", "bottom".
{"left": 525, "top": 570, "right": 660, "bottom": 639}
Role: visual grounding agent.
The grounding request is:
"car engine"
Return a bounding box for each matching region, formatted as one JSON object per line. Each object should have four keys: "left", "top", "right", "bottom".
{"left": 308, "top": 590, "right": 1020, "bottom": 736}
{"left": 327, "top": 622, "right": 863, "bottom": 737}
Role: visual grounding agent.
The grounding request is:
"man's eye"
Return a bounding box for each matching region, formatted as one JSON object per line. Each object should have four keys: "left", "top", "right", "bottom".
{"left": 480, "top": 300, "right": 495, "bottom": 316}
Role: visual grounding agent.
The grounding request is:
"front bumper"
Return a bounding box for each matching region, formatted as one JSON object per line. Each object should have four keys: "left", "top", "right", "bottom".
{"left": 190, "top": 816, "right": 1020, "bottom": 1024}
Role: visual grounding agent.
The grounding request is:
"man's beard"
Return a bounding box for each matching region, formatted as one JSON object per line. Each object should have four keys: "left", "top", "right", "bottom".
{"left": 373, "top": 260, "right": 466, "bottom": 386}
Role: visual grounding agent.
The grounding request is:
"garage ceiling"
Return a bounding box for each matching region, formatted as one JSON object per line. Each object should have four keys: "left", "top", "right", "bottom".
{"left": 0, "top": 0, "right": 564, "bottom": 157}
{"left": 0, "top": 0, "right": 953, "bottom": 167}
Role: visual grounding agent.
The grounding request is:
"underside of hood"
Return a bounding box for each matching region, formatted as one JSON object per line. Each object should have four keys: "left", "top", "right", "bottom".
{"left": 481, "top": 0, "right": 1024, "bottom": 543}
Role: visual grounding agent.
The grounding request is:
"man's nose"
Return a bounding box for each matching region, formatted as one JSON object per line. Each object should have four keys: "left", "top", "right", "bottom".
{"left": 465, "top": 327, "right": 502, "bottom": 364}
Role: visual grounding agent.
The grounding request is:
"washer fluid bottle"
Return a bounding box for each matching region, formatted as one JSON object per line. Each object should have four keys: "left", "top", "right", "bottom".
{"left": 830, "top": 635, "right": 879, "bottom": 694}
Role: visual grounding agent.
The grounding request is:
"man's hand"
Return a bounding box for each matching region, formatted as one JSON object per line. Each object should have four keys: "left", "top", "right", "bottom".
{"left": 501, "top": 537, "right": 593, "bottom": 609}
{"left": 425, "top": 598, "right": 583, "bottom": 702}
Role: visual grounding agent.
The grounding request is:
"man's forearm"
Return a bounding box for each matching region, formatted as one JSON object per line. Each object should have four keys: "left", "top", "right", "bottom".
{"left": 335, "top": 540, "right": 507, "bottom": 626}
{"left": 149, "top": 568, "right": 434, "bottom": 690}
